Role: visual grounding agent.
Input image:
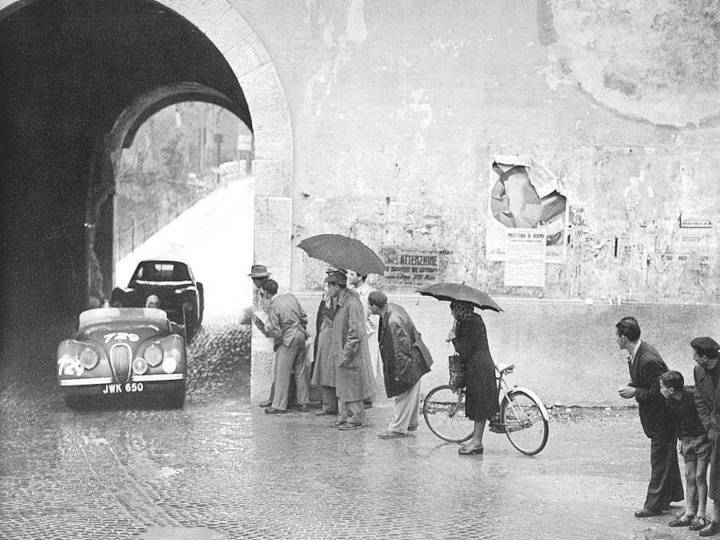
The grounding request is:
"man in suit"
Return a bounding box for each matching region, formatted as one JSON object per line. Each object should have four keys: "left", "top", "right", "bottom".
{"left": 254, "top": 278, "right": 310, "bottom": 414}
{"left": 368, "top": 290, "right": 433, "bottom": 439}
{"left": 616, "top": 316, "right": 683, "bottom": 517}
{"left": 692, "top": 336, "right": 720, "bottom": 537}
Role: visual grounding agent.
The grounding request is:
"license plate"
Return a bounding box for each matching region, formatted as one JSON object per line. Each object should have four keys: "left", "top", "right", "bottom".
{"left": 101, "top": 382, "right": 144, "bottom": 394}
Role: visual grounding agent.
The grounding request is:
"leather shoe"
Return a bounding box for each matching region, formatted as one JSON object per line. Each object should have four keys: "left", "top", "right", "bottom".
{"left": 668, "top": 514, "right": 694, "bottom": 527}
{"left": 315, "top": 410, "right": 337, "bottom": 416}
{"left": 700, "top": 521, "right": 720, "bottom": 537}
{"left": 298, "top": 404, "right": 310, "bottom": 413}
{"left": 377, "top": 431, "right": 407, "bottom": 439}
{"left": 264, "top": 407, "right": 286, "bottom": 415}
{"left": 338, "top": 422, "right": 363, "bottom": 430}
{"left": 258, "top": 399, "right": 272, "bottom": 408}
{"left": 458, "top": 445, "right": 484, "bottom": 455}
{"left": 634, "top": 508, "right": 662, "bottom": 518}
{"left": 407, "top": 425, "right": 418, "bottom": 432}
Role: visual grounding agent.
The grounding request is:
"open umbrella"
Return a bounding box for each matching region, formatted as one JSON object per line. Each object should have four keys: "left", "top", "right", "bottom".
{"left": 418, "top": 282, "right": 502, "bottom": 312}
{"left": 297, "top": 234, "right": 385, "bottom": 275}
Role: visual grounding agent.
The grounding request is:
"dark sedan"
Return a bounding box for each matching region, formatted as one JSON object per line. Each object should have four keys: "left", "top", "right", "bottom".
{"left": 111, "top": 260, "right": 204, "bottom": 340}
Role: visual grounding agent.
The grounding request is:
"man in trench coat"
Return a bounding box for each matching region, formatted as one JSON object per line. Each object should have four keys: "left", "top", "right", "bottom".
{"left": 616, "top": 316, "right": 683, "bottom": 517}
{"left": 324, "top": 270, "right": 374, "bottom": 430}
{"left": 368, "top": 290, "right": 433, "bottom": 439}
{"left": 692, "top": 337, "right": 720, "bottom": 537}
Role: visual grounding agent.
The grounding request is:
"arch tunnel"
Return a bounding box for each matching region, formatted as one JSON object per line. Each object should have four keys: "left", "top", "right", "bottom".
{"left": 0, "top": 0, "right": 253, "bottom": 343}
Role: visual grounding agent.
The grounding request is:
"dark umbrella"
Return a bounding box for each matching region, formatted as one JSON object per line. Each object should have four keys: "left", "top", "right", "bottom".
{"left": 418, "top": 282, "right": 503, "bottom": 312}
{"left": 297, "top": 234, "right": 385, "bottom": 275}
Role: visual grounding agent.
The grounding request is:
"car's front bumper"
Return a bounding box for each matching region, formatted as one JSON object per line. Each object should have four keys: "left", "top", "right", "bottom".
{"left": 60, "top": 375, "right": 184, "bottom": 396}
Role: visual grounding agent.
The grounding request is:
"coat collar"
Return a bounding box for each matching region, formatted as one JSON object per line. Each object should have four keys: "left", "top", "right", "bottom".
{"left": 336, "top": 287, "right": 352, "bottom": 307}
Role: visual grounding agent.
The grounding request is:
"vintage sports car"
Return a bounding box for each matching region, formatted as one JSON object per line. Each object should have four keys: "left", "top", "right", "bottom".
{"left": 111, "top": 260, "right": 204, "bottom": 340}
{"left": 58, "top": 307, "right": 187, "bottom": 408}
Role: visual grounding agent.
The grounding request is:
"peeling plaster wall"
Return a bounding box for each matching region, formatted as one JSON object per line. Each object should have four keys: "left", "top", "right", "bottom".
{"left": 232, "top": 0, "right": 720, "bottom": 302}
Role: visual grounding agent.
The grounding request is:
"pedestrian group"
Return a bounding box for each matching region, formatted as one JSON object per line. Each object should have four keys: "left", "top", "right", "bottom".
{"left": 617, "top": 315, "right": 720, "bottom": 536}
{"left": 249, "top": 263, "right": 501, "bottom": 455}
{"left": 249, "top": 265, "right": 720, "bottom": 532}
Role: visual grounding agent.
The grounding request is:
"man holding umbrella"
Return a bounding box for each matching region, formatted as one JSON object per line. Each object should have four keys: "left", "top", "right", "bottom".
{"left": 324, "top": 270, "right": 374, "bottom": 430}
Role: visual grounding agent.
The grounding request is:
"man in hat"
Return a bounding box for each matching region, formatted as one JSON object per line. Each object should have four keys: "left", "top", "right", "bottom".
{"left": 254, "top": 278, "right": 310, "bottom": 414}
{"left": 368, "top": 290, "right": 433, "bottom": 439}
{"left": 616, "top": 316, "right": 683, "bottom": 517}
{"left": 324, "top": 270, "right": 374, "bottom": 430}
{"left": 248, "top": 264, "right": 271, "bottom": 289}
{"left": 692, "top": 336, "right": 720, "bottom": 536}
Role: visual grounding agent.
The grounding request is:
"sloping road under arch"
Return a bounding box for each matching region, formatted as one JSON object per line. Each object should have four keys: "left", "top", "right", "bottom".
{"left": 116, "top": 177, "right": 254, "bottom": 319}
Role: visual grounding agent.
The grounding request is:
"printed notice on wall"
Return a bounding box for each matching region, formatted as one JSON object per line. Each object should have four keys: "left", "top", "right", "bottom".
{"left": 503, "top": 230, "right": 546, "bottom": 287}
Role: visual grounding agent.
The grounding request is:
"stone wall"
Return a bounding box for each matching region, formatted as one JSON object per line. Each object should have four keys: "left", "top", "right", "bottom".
{"left": 236, "top": 0, "right": 720, "bottom": 303}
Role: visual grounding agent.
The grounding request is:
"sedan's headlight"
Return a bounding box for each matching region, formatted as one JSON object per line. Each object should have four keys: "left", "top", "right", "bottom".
{"left": 144, "top": 344, "right": 163, "bottom": 367}
{"left": 79, "top": 348, "right": 99, "bottom": 370}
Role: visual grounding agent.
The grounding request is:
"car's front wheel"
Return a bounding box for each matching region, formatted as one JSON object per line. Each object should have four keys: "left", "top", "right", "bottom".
{"left": 182, "top": 302, "right": 199, "bottom": 341}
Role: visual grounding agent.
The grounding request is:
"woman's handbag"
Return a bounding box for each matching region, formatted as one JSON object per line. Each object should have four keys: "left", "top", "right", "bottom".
{"left": 448, "top": 354, "right": 466, "bottom": 390}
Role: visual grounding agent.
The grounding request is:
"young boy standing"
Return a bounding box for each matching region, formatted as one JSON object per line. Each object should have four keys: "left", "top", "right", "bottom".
{"left": 660, "top": 370, "right": 712, "bottom": 530}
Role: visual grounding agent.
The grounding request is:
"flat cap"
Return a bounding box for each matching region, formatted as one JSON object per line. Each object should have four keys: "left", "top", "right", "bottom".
{"left": 325, "top": 270, "right": 347, "bottom": 286}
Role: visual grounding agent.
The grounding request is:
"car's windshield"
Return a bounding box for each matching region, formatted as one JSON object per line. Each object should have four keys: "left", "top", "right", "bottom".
{"left": 78, "top": 308, "right": 168, "bottom": 331}
{"left": 132, "top": 262, "right": 191, "bottom": 282}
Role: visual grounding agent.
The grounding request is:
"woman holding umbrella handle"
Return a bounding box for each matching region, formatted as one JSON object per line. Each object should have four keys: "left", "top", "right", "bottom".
{"left": 450, "top": 300, "right": 500, "bottom": 455}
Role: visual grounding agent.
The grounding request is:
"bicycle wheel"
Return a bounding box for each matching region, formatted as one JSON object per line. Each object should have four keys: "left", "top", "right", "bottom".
{"left": 422, "top": 385, "right": 474, "bottom": 443}
{"left": 501, "top": 389, "right": 549, "bottom": 455}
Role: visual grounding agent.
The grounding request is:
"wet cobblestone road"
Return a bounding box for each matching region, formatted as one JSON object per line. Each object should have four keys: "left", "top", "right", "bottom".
{"left": 0, "top": 318, "right": 712, "bottom": 539}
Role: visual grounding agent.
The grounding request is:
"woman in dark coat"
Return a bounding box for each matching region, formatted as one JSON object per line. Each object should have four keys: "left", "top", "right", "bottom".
{"left": 450, "top": 300, "right": 499, "bottom": 455}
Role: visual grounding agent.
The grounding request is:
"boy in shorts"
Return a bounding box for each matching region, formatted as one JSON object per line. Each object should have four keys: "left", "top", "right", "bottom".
{"left": 660, "top": 370, "right": 712, "bottom": 530}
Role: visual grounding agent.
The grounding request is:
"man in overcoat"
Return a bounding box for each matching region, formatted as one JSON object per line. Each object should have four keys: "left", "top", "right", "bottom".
{"left": 692, "top": 336, "right": 720, "bottom": 537}
{"left": 346, "top": 270, "right": 381, "bottom": 409}
{"left": 616, "top": 316, "right": 683, "bottom": 517}
{"left": 324, "top": 270, "right": 374, "bottom": 430}
{"left": 368, "top": 290, "right": 433, "bottom": 439}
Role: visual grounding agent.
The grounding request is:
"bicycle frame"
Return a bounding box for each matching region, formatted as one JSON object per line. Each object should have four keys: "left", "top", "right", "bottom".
{"left": 496, "top": 366, "right": 550, "bottom": 423}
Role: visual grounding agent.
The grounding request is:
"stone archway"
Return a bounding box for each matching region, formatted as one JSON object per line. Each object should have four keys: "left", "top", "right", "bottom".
{"left": 0, "top": 0, "right": 293, "bottom": 305}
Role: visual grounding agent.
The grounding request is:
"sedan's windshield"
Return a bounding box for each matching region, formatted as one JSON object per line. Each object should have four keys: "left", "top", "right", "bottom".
{"left": 132, "top": 262, "right": 191, "bottom": 282}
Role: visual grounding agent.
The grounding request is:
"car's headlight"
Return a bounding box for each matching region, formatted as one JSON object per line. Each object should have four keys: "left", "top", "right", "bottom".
{"left": 79, "top": 347, "right": 99, "bottom": 370}
{"left": 144, "top": 344, "right": 163, "bottom": 367}
{"left": 133, "top": 357, "right": 148, "bottom": 375}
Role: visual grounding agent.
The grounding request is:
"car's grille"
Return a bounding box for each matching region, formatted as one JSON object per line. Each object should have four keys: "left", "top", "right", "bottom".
{"left": 109, "top": 343, "right": 132, "bottom": 383}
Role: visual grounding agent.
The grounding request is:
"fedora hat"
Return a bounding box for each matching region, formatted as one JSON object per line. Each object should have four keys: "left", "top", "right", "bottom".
{"left": 248, "top": 264, "right": 271, "bottom": 278}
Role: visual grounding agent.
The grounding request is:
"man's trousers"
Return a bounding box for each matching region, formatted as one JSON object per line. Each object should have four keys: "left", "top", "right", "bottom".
{"left": 387, "top": 379, "right": 422, "bottom": 434}
{"left": 644, "top": 432, "right": 684, "bottom": 512}
{"left": 271, "top": 333, "right": 309, "bottom": 411}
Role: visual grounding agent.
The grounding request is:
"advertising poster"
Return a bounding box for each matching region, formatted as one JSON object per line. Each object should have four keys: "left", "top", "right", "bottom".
{"left": 486, "top": 158, "right": 568, "bottom": 263}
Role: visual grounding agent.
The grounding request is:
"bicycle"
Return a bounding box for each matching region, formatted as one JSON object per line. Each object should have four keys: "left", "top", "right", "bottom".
{"left": 422, "top": 363, "right": 549, "bottom": 455}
